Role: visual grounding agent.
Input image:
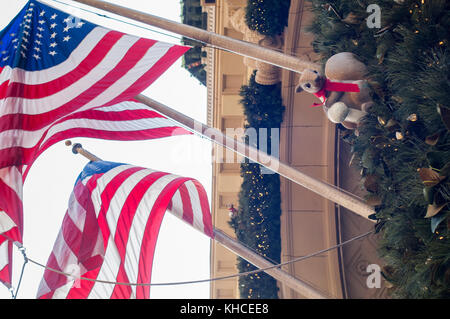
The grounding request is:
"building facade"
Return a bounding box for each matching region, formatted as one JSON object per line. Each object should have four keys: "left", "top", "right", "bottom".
{"left": 199, "top": 0, "right": 387, "bottom": 299}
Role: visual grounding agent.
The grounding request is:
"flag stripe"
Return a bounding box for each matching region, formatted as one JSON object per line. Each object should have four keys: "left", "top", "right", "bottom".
{"left": 136, "top": 176, "right": 195, "bottom": 299}
{"left": 110, "top": 171, "right": 170, "bottom": 299}
{"left": 0, "top": 239, "right": 12, "bottom": 288}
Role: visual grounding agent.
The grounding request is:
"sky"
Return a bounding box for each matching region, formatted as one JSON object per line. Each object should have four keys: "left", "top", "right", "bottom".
{"left": 0, "top": 0, "right": 213, "bottom": 299}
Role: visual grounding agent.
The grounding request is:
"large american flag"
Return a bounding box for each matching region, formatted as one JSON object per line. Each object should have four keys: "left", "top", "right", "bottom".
{"left": 37, "top": 161, "right": 213, "bottom": 299}
{"left": 0, "top": 0, "right": 190, "bottom": 288}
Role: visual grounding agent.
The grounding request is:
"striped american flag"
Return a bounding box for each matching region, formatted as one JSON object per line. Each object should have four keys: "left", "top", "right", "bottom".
{"left": 0, "top": 0, "right": 190, "bottom": 287}
{"left": 37, "top": 161, "right": 213, "bottom": 299}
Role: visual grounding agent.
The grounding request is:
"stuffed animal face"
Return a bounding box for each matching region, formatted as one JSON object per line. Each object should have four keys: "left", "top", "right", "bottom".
{"left": 295, "top": 69, "right": 324, "bottom": 94}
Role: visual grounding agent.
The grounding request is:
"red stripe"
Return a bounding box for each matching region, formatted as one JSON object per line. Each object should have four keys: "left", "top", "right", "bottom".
{"left": 0, "top": 175, "right": 23, "bottom": 242}
{"left": 0, "top": 239, "right": 12, "bottom": 288}
{"left": 192, "top": 180, "right": 214, "bottom": 238}
{"left": 0, "top": 31, "right": 125, "bottom": 100}
{"left": 64, "top": 267, "right": 101, "bottom": 299}
{"left": 110, "top": 171, "right": 169, "bottom": 299}
{"left": 61, "top": 212, "right": 83, "bottom": 259}
{"left": 96, "top": 167, "right": 146, "bottom": 250}
{"left": 73, "top": 182, "right": 103, "bottom": 271}
{"left": 136, "top": 177, "right": 192, "bottom": 299}
{"left": 110, "top": 264, "right": 132, "bottom": 299}
{"left": 42, "top": 252, "right": 69, "bottom": 294}
{"left": 179, "top": 183, "right": 194, "bottom": 226}
{"left": 56, "top": 108, "right": 166, "bottom": 122}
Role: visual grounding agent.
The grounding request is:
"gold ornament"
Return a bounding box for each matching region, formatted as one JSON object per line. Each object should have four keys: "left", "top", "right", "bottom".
{"left": 377, "top": 116, "right": 386, "bottom": 125}
{"left": 395, "top": 132, "right": 404, "bottom": 140}
{"left": 407, "top": 114, "right": 418, "bottom": 122}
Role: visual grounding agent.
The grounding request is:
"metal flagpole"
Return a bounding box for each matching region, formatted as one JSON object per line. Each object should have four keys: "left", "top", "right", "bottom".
{"left": 67, "top": 141, "right": 329, "bottom": 299}
{"left": 70, "top": 0, "right": 321, "bottom": 73}
{"left": 135, "top": 95, "right": 376, "bottom": 221}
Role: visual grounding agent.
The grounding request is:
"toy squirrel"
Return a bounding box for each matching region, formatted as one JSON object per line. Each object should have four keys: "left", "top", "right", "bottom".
{"left": 295, "top": 52, "right": 373, "bottom": 129}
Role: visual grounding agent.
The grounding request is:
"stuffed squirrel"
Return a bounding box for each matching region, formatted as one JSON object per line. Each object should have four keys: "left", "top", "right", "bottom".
{"left": 295, "top": 52, "right": 373, "bottom": 129}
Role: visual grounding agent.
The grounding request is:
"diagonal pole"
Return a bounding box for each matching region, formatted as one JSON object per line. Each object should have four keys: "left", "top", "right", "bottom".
{"left": 68, "top": 141, "right": 330, "bottom": 299}
{"left": 70, "top": 0, "right": 321, "bottom": 73}
{"left": 135, "top": 95, "right": 376, "bottom": 221}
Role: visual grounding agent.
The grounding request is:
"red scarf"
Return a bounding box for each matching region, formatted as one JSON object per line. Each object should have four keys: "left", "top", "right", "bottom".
{"left": 310, "top": 79, "right": 360, "bottom": 107}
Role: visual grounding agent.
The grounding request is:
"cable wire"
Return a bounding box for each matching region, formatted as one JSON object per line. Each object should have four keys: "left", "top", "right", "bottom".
{"left": 24, "top": 229, "right": 374, "bottom": 288}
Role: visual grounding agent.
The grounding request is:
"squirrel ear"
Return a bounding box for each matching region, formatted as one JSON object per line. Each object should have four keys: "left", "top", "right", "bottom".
{"left": 295, "top": 84, "right": 304, "bottom": 93}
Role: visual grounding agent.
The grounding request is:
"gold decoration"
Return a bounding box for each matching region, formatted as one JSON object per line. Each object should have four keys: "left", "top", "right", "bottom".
{"left": 378, "top": 116, "right": 386, "bottom": 125}
{"left": 407, "top": 114, "right": 418, "bottom": 122}
{"left": 395, "top": 132, "right": 404, "bottom": 140}
{"left": 425, "top": 203, "right": 447, "bottom": 218}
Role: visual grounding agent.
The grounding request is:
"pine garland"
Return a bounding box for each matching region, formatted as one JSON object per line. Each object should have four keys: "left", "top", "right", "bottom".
{"left": 228, "top": 72, "right": 285, "bottom": 299}
{"left": 245, "top": 0, "right": 291, "bottom": 36}
{"left": 308, "top": 0, "right": 450, "bottom": 298}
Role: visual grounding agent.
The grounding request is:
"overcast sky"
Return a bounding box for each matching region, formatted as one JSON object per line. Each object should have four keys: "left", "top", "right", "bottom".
{"left": 0, "top": 0, "right": 213, "bottom": 299}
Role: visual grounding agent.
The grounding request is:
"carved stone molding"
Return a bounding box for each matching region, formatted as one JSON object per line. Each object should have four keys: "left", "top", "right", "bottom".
{"left": 229, "top": 8, "right": 282, "bottom": 85}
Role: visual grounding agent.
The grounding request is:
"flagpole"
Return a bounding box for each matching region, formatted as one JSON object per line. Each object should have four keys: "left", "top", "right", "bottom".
{"left": 68, "top": 141, "right": 329, "bottom": 299}
{"left": 135, "top": 95, "right": 376, "bottom": 221}
{"left": 70, "top": 0, "right": 320, "bottom": 73}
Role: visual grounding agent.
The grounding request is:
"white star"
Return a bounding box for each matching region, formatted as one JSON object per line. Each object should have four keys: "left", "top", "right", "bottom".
{"left": 23, "top": 30, "right": 29, "bottom": 36}
{"left": 24, "top": 25, "right": 31, "bottom": 29}
{"left": 21, "top": 51, "right": 26, "bottom": 58}
{"left": 1, "top": 50, "right": 7, "bottom": 55}
{"left": 34, "top": 47, "right": 41, "bottom": 52}
{"left": 63, "top": 17, "right": 72, "bottom": 23}
{"left": 51, "top": 14, "right": 57, "bottom": 20}
{"left": 63, "top": 25, "right": 71, "bottom": 32}
{"left": 21, "top": 44, "right": 27, "bottom": 50}
{"left": 22, "top": 37, "right": 29, "bottom": 43}
{"left": 10, "top": 33, "right": 16, "bottom": 37}
{"left": 49, "top": 51, "right": 57, "bottom": 56}
{"left": 12, "top": 38, "right": 18, "bottom": 43}
{"left": 33, "top": 53, "right": 40, "bottom": 60}
{"left": 50, "top": 32, "right": 57, "bottom": 39}
{"left": 39, "top": 10, "right": 46, "bottom": 17}
{"left": 36, "top": 33, "right": 43, "bottom": 39}
{"left": 38, "top": 20, "right": 45, "bottom": 25}
{"left": 77, "top": 21, "right": 85, "bottom": 28}
{"left": 50, "top": 42, "right": 57, "bottom": 48}
{"left": 63, "top": 35, "right": 71, "bottom": 42}
{"left": 2, "top": 56, "right": 9, "bottom": 62}
{"left": 37, "top": 27, "right": 44, "bottom": 32}
{"left": 50, "top": 23, "right": 57, "bottom": 29}
{"left": 35, "top": 40, "right": 42, "bottom": 45}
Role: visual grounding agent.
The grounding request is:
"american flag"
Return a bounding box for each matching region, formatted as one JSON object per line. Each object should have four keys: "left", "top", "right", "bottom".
{"left": 37, "top": 161, "right": 213, "bottom": 299}
{"left": 0, "top": 0, "right": 190, "bottom": 288}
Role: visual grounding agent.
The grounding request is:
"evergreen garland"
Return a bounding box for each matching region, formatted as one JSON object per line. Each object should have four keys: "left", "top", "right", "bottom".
{"left": 228, "top": 72, "right": 285, "bottom": 299}
{"left": 308, "top": 0, "right": 450, "bottom": 298}
{"left": 245, "top": 0, "right": 291, "bottom": 36}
